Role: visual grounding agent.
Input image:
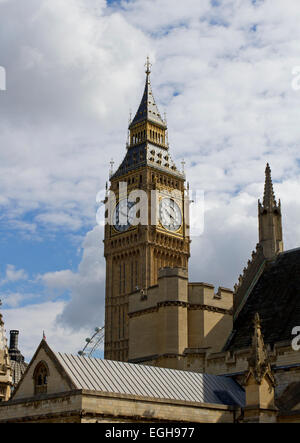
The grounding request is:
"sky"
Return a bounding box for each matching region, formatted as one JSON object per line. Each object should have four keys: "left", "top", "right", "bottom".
{"left": 1, "top": 0, "right": 300, "bottom": 361}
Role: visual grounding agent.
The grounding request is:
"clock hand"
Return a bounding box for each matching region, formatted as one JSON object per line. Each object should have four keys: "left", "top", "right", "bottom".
{"left": 118, "top": 205, "right": 129, "bottom": 225}
{"left": 165, "top": 207, "right": 175, "bottom": 220}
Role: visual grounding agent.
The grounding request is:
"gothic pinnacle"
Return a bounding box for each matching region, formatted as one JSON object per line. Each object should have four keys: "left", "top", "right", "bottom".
{"left": 247, "top": 313, "right": 275, "bottom": 386}
{"left": 263, "top": 163, "right": 276, "bottom": 209}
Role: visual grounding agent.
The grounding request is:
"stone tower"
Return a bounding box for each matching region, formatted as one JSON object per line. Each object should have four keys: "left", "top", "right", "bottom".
{"left": 104, "top": 59, "right": 190, "bottom": 361}
{"left": 258, "top": 163, "right": 283, "bottom": 259}
{"left": 234, "top": 164, "right": 284, "bottom": 316}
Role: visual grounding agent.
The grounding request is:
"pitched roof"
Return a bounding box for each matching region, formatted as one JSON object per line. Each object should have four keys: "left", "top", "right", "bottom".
{"left": 53, "top": 351, "right": 245, "bottom": 407}
{"left": 111, "top": 141, "right": 183, "bottom": 179}
{"left": 225, "top": 248, "right": 300, "bottom": 352}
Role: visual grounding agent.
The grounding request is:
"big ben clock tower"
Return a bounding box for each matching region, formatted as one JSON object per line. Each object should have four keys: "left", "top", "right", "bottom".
{"left": 104, "top": 59, "right": 190, "bottom": 362}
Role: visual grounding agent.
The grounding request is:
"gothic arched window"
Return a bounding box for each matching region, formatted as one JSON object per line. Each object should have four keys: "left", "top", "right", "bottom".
{"left": 33, "top": 361, "right": 49, "bottom": 395}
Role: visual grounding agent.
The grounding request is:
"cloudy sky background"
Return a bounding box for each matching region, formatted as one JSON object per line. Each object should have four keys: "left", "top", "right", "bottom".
{"left": 1, "top": 0, "right": 300, "bottom": 360}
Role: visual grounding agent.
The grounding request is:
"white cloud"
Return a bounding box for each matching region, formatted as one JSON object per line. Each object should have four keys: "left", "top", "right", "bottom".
{"left": 1, "top": 265, "right": 28, "bottom": 285}
{"left": 1, "top": 0, "right": 300, "bottom": 238}
{"left": 1, "top": 292, "right": 24, "bottom": 308}
{"left": 39, "top": 225, "right": 106, "bottom": 329}
{"left": 0, "top": 0, "right": 151, "bottom": 229}
{"left": 35, "top": 212, "right": 84, "bottom": 231}
{"left": 2, "top": 301, "right": 91, "bottom": 361}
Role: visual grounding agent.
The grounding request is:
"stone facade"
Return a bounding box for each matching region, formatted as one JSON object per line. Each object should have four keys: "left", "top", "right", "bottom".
{"left": 128, "top": 267, "right": 233, "bottom": 369}
{"left": 0, "top": 320, "right": 298, "bottom": 423}
{"left": 0, "top": 340, "right": 242, "bottom": 423}
{"left": 0, "top": 390, "right": 239, "bottom": 424}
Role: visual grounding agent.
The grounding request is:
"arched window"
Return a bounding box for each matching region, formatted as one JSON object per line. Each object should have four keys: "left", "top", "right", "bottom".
{"left": 33, "top": 361, "right": 49, "bottom": 395}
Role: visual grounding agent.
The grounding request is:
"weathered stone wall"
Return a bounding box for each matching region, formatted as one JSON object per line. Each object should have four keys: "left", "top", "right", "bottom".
{"left": 0, "top": 390, "right": 238, "bottom": 423}
{"left": 0, "top": 391, "right": 82, "bottom": 423}
{"left": 81, "top": 391, "right": 237, "bottom": 424}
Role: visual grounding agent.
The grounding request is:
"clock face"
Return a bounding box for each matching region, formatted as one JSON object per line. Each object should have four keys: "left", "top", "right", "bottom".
{"left": 159, "top": 198, "right": 182, "bottom": 232}
{"left": 113, "top": 199, "right": 135, "bottom": 232}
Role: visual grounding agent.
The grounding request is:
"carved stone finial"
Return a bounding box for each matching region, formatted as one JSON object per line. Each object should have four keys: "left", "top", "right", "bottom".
{"left": 243, "top": 313, "right": 278, "bottom": 422}
{"left": 263, "top": 163, "right": 277, "bottom": 209}
{"left": 246, "top": 313, "right": 275, "bottom": 386}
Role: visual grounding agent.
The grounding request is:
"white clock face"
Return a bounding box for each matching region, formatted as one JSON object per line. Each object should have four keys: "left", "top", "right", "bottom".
{"left": 113, "top": 199, "right": 135, "bottom": 232}
{"left": 159, "top": 198, "right": 182, "bottom": 232}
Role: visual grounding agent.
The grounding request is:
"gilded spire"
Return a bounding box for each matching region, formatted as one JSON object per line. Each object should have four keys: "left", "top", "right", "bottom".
{"left": 263, "top": 163, "right": 277, "bottom": 209}
{"left": 112, "top": 58, "right": 181, "bottom": 179}
{"left": 129, "top": 58, "right": 166, "bottom": 130}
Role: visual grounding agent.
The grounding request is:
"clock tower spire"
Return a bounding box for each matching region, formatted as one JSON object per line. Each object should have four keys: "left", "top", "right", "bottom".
{"left": 104, "top": 59, "right": 190, "bottom": 362}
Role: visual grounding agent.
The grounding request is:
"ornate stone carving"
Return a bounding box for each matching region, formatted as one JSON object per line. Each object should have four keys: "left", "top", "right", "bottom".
{"left": 244, "top": 313, "right": 275, "bottom": 386}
